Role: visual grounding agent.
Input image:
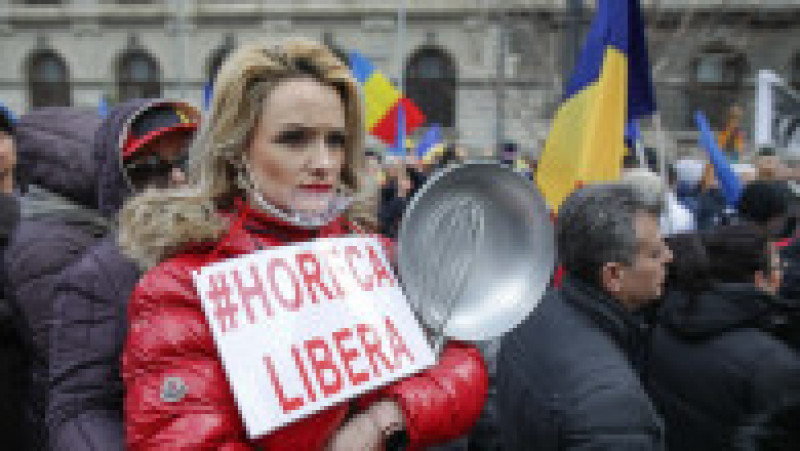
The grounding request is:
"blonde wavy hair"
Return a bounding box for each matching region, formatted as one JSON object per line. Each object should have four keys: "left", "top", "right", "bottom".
{"left": 119, "top": 38, "right": 375, "bottom": 268}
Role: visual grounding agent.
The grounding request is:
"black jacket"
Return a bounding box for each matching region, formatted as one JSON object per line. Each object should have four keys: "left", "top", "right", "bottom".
{"left": 777, "top": 238, "right": 800, "bottom": 348}
{"left": 695, "top": 188, "right": 730, "bottom": 231}
{"left": 646, "top": 284, "right": 800, "bottom": 451}
{"left": 496, "top": 277, "right": 664, "bottom": 450}
{"left": 780, "top": 237, "right": 800, "bottom": 306}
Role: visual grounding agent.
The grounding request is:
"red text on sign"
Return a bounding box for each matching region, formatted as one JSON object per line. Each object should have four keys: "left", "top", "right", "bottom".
{"left": 263, "top": 316, "right": 414, "bottom": 413}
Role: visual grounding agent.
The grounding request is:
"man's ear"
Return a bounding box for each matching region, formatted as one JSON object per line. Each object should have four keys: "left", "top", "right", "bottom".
{"left": 600, "top": 262, "right": 624, "bottom": 295}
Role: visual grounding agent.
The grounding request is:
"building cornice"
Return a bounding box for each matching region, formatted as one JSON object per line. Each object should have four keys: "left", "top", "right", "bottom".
{"left": 6, "top": 1, "right": 798, "bottom": 26}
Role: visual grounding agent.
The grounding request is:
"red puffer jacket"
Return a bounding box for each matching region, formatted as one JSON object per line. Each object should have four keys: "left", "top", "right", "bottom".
{"left": 122, "top": 204, "right": 488, "bottom": 450}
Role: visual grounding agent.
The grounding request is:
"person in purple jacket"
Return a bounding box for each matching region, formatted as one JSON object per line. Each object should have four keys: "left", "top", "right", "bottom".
{"left": 45, "top": 99, "right": 198, "bottom": 451}
{"left": 4, "top": 106, "right": 106, "bottom": 449}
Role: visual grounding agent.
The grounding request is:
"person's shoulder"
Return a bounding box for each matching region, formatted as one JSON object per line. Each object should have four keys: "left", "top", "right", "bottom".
{"left": 4, "top": 215, "right": 100, "bottom": 284}
{"left": 503, "top": 289, "right": 562, "bottom": 341}
{"left": 516, "top": 288, "right": 619, "bottom": 342}
{"left": 501, "top": 298, "right": 659, "bottom": 428}
{"left": 700, "top": 325, "right": 788, "bottom": 357}
{"left": 738, "top": 330, "right": 800, "bottom": 372}
{"left": 6, "top": 214, "right": 70, "bottom": 248}
{"left": 502, "top": 289, "right": 625, "bottom": 372}
{"left": 140, "top": 250, "right": 207, "bottom": 284}
{"left": 58, "top": 235, "right": 138, "bottom": 288}
{"left": 672, "top": 326, "right": 799, "bottom": 388}
{"left": 129, "top": 250, "right": 209, "bottom": 306}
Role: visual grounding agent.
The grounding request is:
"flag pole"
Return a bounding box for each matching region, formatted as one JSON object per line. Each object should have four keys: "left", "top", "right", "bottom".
{"left": 654, "top": 112, "right": 668, "bottom": 182}
{"left": 397, "top": 0, "right": 406, "bottom": 162}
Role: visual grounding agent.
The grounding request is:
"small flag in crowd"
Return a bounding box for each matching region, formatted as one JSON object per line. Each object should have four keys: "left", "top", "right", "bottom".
{"left": 536, "top": 0, "right": 656, "bottom": 212}
{"left": 415, "top": 124, "right": 442, "bottom": 160}
{"left": 348, "top": 51, "right": 425, "bottom": 146}
{"left": 695, "top": 110, "right": 742, "bottom": 207}
{"left": 716, "top": 106, "right": 745, "bottom": 162}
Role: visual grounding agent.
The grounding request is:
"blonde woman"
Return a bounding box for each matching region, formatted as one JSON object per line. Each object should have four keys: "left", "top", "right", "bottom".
{"left": 119, "top": 39, "right": 488, "bottom": 450}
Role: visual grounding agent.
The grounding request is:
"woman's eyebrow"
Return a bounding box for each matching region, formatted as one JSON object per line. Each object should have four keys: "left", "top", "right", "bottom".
{"left": 277, "top": 123, "right": 346, "bottom": 133}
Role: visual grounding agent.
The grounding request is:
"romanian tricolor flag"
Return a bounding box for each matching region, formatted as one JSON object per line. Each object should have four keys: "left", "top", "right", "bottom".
{"left": 536, "top": 0, "right": 656, "bottom": 211}
{"left": 349, "top": 51, "right": 425, "bottom": 146}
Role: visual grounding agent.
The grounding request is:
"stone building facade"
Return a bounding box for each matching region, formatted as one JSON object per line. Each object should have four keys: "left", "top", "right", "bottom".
{"left": 1, "top": 0, "right": 799, "bottom": 156}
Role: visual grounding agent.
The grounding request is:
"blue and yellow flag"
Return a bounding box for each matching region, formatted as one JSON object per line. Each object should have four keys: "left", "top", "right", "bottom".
{"left": 416, "top": 124, "right": 442, "bottom": 160}
{"left": 536, "top": 0, "right": 655, "bottom": 211}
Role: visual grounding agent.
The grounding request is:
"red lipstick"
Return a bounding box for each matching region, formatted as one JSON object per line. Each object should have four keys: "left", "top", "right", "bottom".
{"left": 299, "top": 184, "right": 333, "bottom": 193}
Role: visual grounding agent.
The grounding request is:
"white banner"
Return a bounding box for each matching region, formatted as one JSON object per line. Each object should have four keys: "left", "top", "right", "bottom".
{"left": 193, "top": 236, "right": 436, "bottom": 438}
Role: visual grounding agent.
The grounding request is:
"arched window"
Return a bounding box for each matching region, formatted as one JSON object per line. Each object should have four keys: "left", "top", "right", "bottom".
{"left": 27, "top": 50, "right": 71, "bottom": 107}
{"left": 689, "top": 45, "right": 748, "bottom": 127}
{"left": 405, "top": 47, "right": 456, "bottom": 128}
{"left": 117, "top": 50, "right": 161, "bottom": 101}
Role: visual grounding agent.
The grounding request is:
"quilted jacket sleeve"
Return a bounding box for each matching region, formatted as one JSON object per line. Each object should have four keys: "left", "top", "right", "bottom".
{"left": 48, "top": 262, "right": 125, "bottom": 451}
{"left": 380, "top": 341, "right": 489, "bottom": 450}
{"left": 48, "top": 239, "right": 140, "bottom": 451}
{"left": 121, "top": 257, "right": 253, "bottom": 451}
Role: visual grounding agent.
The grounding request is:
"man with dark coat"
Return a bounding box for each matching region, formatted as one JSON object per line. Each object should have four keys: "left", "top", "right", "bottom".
{"left": 496, "top": 183, "right": 672, "bottom": 450}
{"left": 3, "top": 107, "right": 107, "bottom": 449}
{"left": 46, "top": 99, "right": 198, "bottom": 451}
{"left": 736, "top": 181, "right": 800, "bottom": 346}
{"left": 647, "top": 224, "right": 800, "bottom": 450}
{"left": 0, "top": 104, "right": 26, "bottom": 449}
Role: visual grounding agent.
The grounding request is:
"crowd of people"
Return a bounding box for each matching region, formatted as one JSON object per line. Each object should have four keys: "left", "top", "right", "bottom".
{"left": 0, "top": 37, "right": 798, "bottom": 450}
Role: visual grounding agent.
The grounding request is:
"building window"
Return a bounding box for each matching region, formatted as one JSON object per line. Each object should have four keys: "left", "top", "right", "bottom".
{"left": 405, "top": 47, "right": 456, "bottom": 128}
{"left": 27, "top": 50, "right": 71, "bottom": 107}
{"left": 695, "top": 52, "right": 745, "bottom": 85}
{"left": 21, "top": 0, "right": 63, "bottom": 5}
{"left": 792, "top": 53, "right": 800, "bottom": 90}
{"left": 689, "top": 46, "right": 747, "bottom": 127}
{"left": 118, "top": 50, "right": 161, "bottom": 101}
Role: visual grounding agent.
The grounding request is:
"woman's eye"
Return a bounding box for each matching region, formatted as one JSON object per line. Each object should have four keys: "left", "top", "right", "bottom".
{"left": 276, "top": 130, "right": 308, "bottom": 145}
{"left": 327, "top": 132, "right": 347, "bottom": 148}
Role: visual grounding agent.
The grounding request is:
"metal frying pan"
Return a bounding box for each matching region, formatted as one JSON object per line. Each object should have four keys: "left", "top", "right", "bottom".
{"left": 397, "top": 161, "right": 555, "bottom": 343}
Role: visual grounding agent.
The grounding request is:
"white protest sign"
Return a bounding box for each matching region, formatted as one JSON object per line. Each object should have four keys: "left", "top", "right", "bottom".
{"left": 193, "top": 236, "right": 436, "bottom": 439}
